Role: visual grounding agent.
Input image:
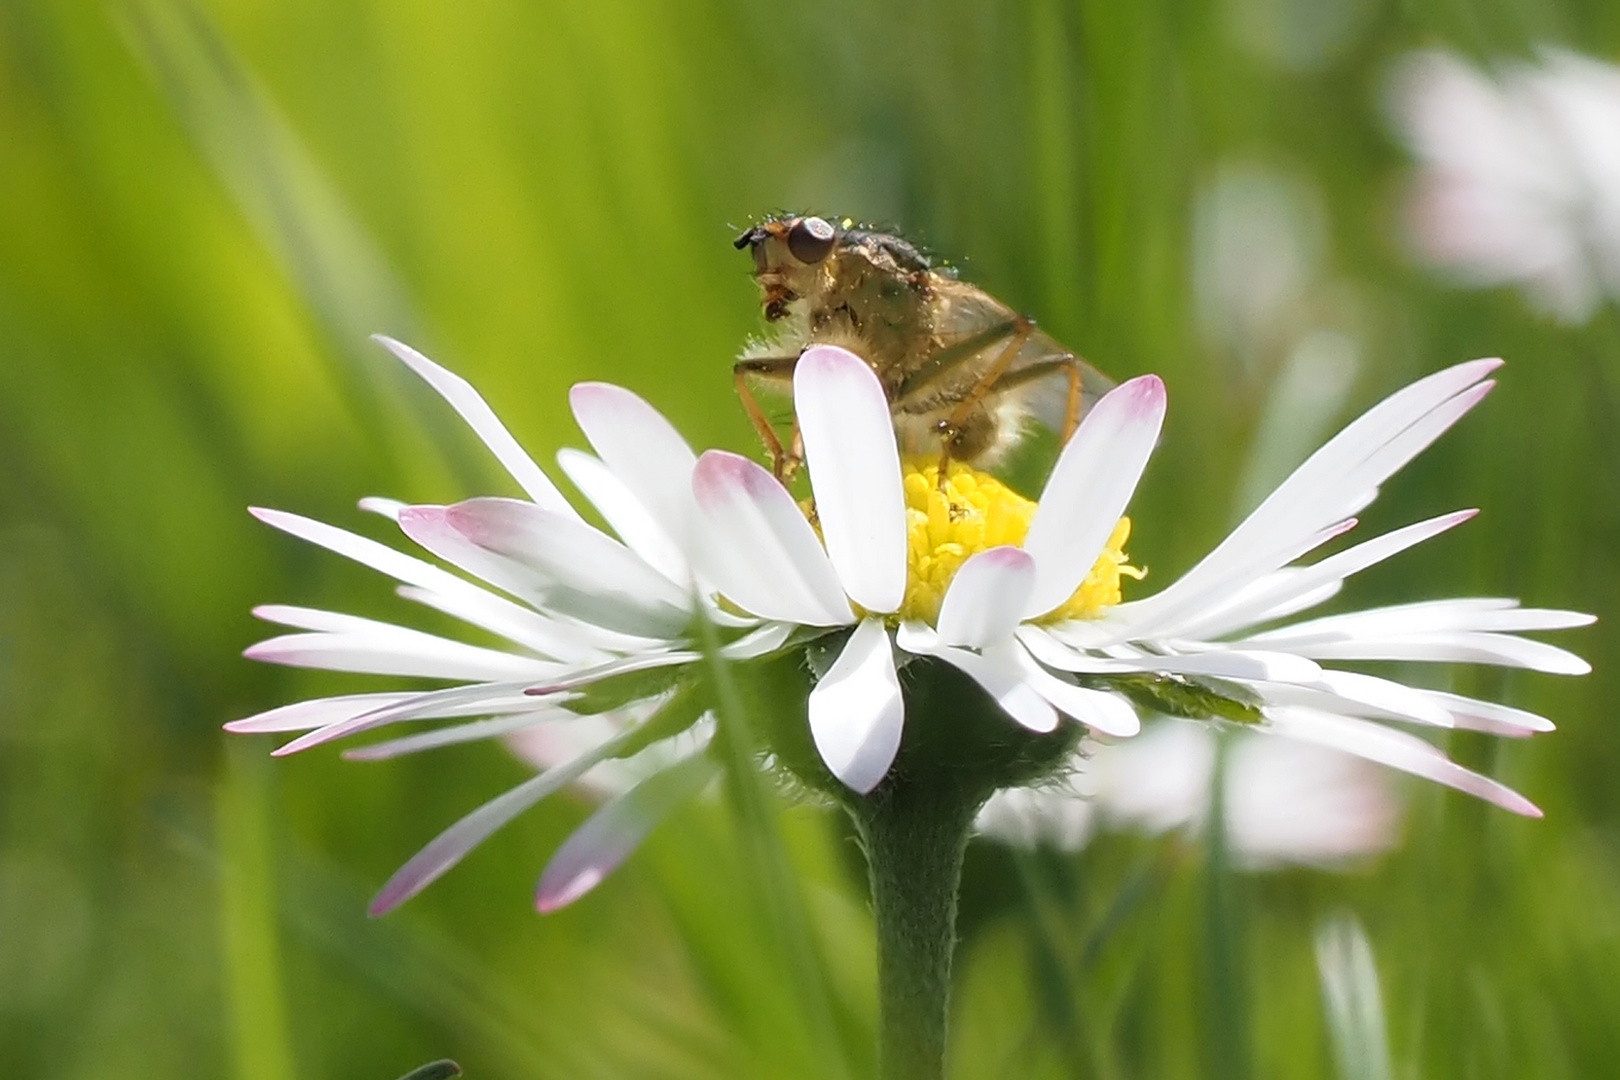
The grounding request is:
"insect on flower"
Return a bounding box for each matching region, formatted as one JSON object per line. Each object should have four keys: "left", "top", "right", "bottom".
{"left": 733, "top": 214, "right": 1115, "bottom": 482}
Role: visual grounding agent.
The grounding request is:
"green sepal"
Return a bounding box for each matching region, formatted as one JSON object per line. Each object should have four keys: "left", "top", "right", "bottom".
{"left": 1105, "top": 672, "right": 1264, "bottom": 725}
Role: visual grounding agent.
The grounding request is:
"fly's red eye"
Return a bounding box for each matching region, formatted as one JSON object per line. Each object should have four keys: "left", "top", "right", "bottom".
{"left": 787, "top": 216, "right": 836, "bottom": 264}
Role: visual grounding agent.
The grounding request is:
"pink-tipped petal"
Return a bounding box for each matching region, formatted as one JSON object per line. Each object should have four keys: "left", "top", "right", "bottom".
{"left": 1417, "top": 690, "right": 1556, "bottom": 736}
{"left": 690, "top": 451, "right": 853, "bottom": 626}
{"left": 372, "top": 335, "right": 577, "bottom": 517}
{"left": 1166, "top": 509, "right": 1481, "bottom": 641}
{"left": 808, "top": 618, "right": 905, "bottom": 792}
{"left": 936, "top": 547, "right": 1035, "bottom": 648}
{"left": 1117, "top": 359, "right": 1502, "bottom": 638}
{"left": 1024, "top": 374, "right": 1166, "bottom": 618}
{"left": 271, "top": 682, "right": 539, "bottom": 756}
{"left": 446, "top": 497, "right": 692, "bottom": 638}
{"left": 793, "top": 346, "right": 907, "bottom": 613}
{"left": 369, "top": 723, "right": 638, "bottom": 914}
{"left": 224, "top": 692, "right": 416, "bottom": 733}
{"left": 535, "top": 753, "right": 719, "bottom": 912}
{"left": 1264, "top": 707, "right": 1541, "bottom": 816}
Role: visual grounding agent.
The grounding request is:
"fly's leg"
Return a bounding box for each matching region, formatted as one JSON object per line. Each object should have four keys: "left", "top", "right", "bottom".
{"left": 784, "top": 422, "right": 805, "bottom": 483}
{"left": 930, "top": 317, "right": 1035, "bottom": 485}
{"left": 734, "top": 354, "right": 802, "bottom": 481}
{"left": 894, "top": 318, "right": 1024, "bottom": 402}
{"left": 985, "top": 352, "right": 1088, "bottom": 443}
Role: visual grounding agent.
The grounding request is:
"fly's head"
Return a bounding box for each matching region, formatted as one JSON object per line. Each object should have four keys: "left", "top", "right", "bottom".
{"left": 733, "top": 214, "right": 841, "bottom": 321}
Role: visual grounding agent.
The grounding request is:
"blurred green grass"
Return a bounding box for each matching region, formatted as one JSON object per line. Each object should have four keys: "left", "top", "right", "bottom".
{"left": 1, "top": 0, "right": 1617, "bottom": 1077}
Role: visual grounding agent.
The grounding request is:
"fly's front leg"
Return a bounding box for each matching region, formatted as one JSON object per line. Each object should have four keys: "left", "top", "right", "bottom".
{"left": 932, "top": 316, "right": 1035, "bottom": 485}
{"left": 733, "top": 354, "right": 802, "bottom": 481}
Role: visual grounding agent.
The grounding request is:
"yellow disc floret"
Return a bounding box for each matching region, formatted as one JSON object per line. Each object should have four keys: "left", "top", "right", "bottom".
{"left": 899, "top": 458, "right": 1144, "bottom": 626}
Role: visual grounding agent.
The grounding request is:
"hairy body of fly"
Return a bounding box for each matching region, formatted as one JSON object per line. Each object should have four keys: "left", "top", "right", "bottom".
{"left": 735, "top": 215, "right": 1111, "bottom": 471}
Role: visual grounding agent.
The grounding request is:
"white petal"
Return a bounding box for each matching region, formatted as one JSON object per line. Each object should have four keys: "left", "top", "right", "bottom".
{"left": 1262, "top": 707, "right": 1540, "bottom": 816}
{"left": 394, "top": 584, "right": 606, "bottom": 663}
{"left": 936, "top": 547, "right": 1035, "bottom": 648}
{"left": 373, "top": 335, "right": 578, "bottom": 517}
{"left": 1018, "top": 626, "right": 1322, "bottom": 683}
{"left": 536, "top": 753, "right": 719, "bottom": 912}
{"left": 1164, "top": 510, "right": 1479, "bottom": 640}
{"left": 369, "top": 721, "right": 643, "bottom": 914}
{"left": 1012, "top": 645, "right": 1140, "bottom": 736}
{"left": 1023, "top": 374, "right": 1166, "bottom": 618}
{"left": 557, "top": 448, "right": 688, "bottom": 584}
{"left": 1247, "top": 597, "right": 1595, "bottom": 642}
{"left": 808, "top": 618, "right": 905, "bottom": 792}
{"left": 250, "top": 506, "right": 573, "bottom": 648}
{"left": 721, "top": 622, "right": 794, "bottom": 659}
{"left": 568, "top": 382, "right": 701, "bottom": 568}
{"left": 690, "top": 451, "right": 854, "bottom": 626}
{"left": 1415, "top": 689, "right": 1555, "bottom": 736}
{"left": 794, "top": 346, "right": 907, "bottom": 613}
{"left": 1118, "top": 359, "right": 1500, "bottom": 637}
{"left": 1102, "top": 518, "right": 1358, "bottom": 646}
{"left": 396, "top": 510, "right": 668, "bottom": 655}
{"left": 252, "top": 604, "right": 381, "bottom": 633}
{"left": 1261, "top": 631, "right": 1590, "bottom": 674}
{"left": 894, "top": 624, "right": 1057, "bottom": 734}
{"left": 523, "top": 650, "right": 698, "bottom": 695}
{"left": 245, "top": 628, "right": 558, "bottom": 683}
{"left": 358, "top": 497, "right": 407, "bottom": 520}
{"left": 1253, "top": 674, "right": 1457, "bottom": 728}
{"left": 398, "top": 505, "right": 555, "bottom": 601}
{"left": 343, "top": 711, "right": 562, "bottom": 760}
{"left": 447, "top": 497, "right": 692, "bottom": 638}
{"left": 271, "top": 682, "right": 542, "bottom": 755}
{"left": 224, "top": 692, "right": 417, "bottom": 733}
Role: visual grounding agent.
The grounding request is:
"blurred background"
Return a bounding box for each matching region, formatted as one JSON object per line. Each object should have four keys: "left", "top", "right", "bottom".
{"left": 1, "top": 0, "right": 1617, "bottom": 1077}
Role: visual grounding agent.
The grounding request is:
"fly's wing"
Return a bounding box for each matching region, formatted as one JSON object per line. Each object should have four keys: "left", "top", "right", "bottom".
{"left": 932, "top": 278, "right": 1115, "bottom": 436}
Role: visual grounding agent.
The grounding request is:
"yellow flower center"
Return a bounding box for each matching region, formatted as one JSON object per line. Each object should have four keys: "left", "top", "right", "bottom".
{"left": 899, "top": 458, "right": 1144, "bottom": 626}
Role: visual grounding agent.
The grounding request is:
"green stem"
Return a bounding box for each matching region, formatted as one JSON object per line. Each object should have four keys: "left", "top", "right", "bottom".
{"left": 852, "top": 779, "right": 980, "bottom": 1080}
{"left": 1205, "top": 729, "right": 1252, "bottom": 1080}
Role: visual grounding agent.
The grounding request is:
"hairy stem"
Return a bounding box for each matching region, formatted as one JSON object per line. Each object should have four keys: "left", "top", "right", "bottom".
{"left": 852, "top": 779, "right": 980, "bottom": 1080}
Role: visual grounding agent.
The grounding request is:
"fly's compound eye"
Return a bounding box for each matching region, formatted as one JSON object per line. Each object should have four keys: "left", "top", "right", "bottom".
{"left": 787, "top": 216, "right": 836, "bottom": 264}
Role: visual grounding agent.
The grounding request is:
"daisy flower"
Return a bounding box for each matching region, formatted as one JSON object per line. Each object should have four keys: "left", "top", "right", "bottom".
{"left": 697, "top": 345, "right": 1588, "bottom": 816}
{"left": 1392, "top": 48, "right": 1620, "bottom": 323}
{"left": 233, "top": 335, "right": 1587, "bottom": 922}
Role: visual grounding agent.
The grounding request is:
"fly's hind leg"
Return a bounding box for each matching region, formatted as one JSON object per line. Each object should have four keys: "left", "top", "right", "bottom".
{"left": 734, "top": 354, "right": 803, "bottom": 481}
{"left": 930, "top": 316, "right": 1035, "bottom": 485}
{"left": 988, "top": 351, "right": 1088, "bottom": 444}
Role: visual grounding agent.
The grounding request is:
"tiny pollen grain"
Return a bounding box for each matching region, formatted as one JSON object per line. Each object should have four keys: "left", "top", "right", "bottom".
{"left": 899, "top": 458, "right": 1144, "bottom": 626}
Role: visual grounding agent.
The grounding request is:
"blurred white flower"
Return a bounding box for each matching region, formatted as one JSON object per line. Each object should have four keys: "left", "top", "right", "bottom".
{"left": 977, "top": 720, "right": 1402, "bottom": 868}
{"left": 1193, "top": 163, "right": 1328, "bottom": 365}
{"left": 1393, "top": 48, "right": 1620, "bottom": 323}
